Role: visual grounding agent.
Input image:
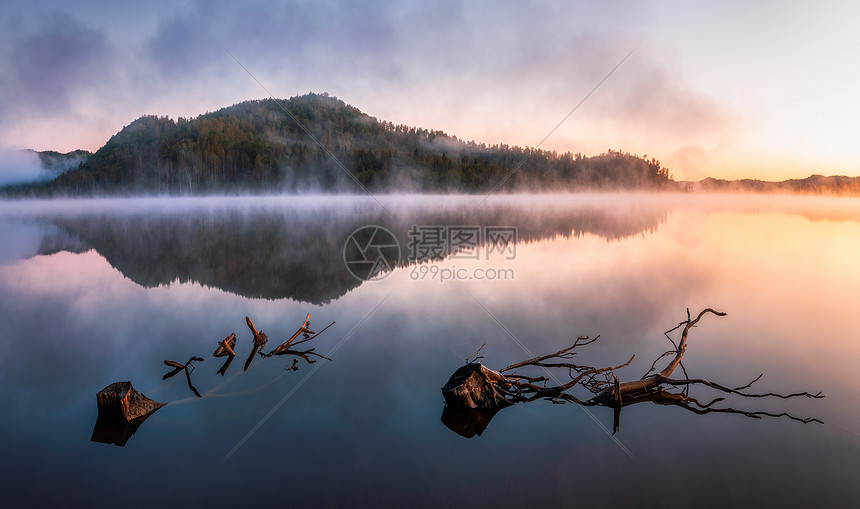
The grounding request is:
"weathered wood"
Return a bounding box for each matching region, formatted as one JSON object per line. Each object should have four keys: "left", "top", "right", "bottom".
{"left": 246, "top": 316, "right": 268, "bottom": 349}
{"left": 599, "top": 308, "right": 726, "bottom": 400}
{"left": 264, "top": 316, "right": 335, "bottom": 368}
{"left": 266, "top": 316, "right": 333, "bottom": 356}
{"left": 245, "top": 316, "right": 259, "bottom": 337}
{"left": 244, "top": 316, "right": 268, "bottom": 371}
{"left": 96, "top": 381, "right": 165, "bottom": 422}
{"left": 266, "top": 331, "right": 311, "bottom": 356}
{"left": 441, "top": 308, "right": 823, "bottom": 435}
{"left": 500, "top": 335, "right": 598, "bottom": 373}
{"left": 441, "top": 363, "right": 512, "bottom": 409}
{"left": 449, "top": 310, "right": 727, "bottom": 408}
{"left": 213, "top": 333, "right": 237, "bottom": 357}
{"left": 162, "top": 357, "right": 205, "bottom": 397}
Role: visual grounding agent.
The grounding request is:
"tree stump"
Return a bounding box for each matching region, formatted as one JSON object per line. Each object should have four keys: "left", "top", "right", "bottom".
{"left": 441, "top": 363, "right": 513, "bottom": 409}
{"left": 96, "top": 381, "right": 166, "bottom": 422}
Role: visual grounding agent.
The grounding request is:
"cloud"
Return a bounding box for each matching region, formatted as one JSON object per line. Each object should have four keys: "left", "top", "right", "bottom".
{"left": 579, "top": 44, "right": 732, "bottom": 149}
{"left": 668, "top": 143, "right": 709, "bottom": 180}
{"left": 144, "top": 0, "right": 405, "bottom": 90}
{"left": 0, "top": 0, "right": 731, "bottom": 173}
{"left": 0, "top": 12, "right": 108, "bottom": 120}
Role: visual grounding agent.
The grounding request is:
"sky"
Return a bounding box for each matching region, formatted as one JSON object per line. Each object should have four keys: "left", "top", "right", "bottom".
{"left": 1, "top": 0, "right": 858, "bottom": 181}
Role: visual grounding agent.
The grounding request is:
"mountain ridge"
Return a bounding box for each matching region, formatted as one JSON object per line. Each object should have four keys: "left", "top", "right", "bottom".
{"left": 680, "top": 175, "right": 860, "bottom": 196}
{"left": 5, "top": 93, "right": 673, "bottom": 195}
{"left": 3, "top": 92, "right": 858, "bottom": 196}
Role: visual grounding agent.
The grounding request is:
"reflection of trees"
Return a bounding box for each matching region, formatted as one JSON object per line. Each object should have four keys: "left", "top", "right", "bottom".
{"left": 441, "top": 309, "right": 823, "bottom": 438}
{"left": 36, "top": 200, "right": 669, "bottom": 304}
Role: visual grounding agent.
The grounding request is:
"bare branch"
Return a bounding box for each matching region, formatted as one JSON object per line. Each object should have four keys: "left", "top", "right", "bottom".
{"left": 659, "top": 376, "right": 824, "bottom": 399}
{"left": 163, "top": 360, "right": 184, "bottom": 370}
{"left": 441, "top": 308, "right": 823, "bottom": 436}
{"left": 733, "top": 373, "right": 763, "bottom": 391}
{"left": 641, "top": 350, "right": 676, "bottom": 379}
{"left": 500, "top": 335, "right": 598, "bottom": 373}
{"left": 290, "top": 320, "right": 335, "bottom": 347}
{"left": 163, "top": 357, "right": 204, "bottom": 397}
{"left": 260, "top": 314, "right": 335, "bottom": 369}
{"left": 466, "top": 343, "right": 486, "bottom": 364}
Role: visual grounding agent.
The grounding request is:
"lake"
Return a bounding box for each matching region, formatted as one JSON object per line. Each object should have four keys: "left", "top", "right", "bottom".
{"left": 0, "top": 193, "right": 858, "bottom": 507}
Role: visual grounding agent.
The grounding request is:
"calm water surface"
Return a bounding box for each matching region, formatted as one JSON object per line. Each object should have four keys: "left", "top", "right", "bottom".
{"left": 0, "top": 193, "right": 857, "bottom": 507}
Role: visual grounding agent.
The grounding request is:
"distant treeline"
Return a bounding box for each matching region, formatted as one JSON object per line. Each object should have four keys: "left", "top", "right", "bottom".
{"left": 9, "top": 93, "right": 674, "bottom": 195}
{"left": 685, "top": 176, "right": 860, "bottom": 196}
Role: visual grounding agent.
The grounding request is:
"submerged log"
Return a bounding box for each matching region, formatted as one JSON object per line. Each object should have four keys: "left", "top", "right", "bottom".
{"left": 96, "top": 381, "right": 166, "bottom": 422}
{"left": 441, "top": 363, "right": 513, "bottom": 409}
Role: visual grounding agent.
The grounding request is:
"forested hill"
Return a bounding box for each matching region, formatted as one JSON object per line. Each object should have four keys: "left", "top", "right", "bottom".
{"left": 41, "top": 93, "right": 674, "bottom": 194}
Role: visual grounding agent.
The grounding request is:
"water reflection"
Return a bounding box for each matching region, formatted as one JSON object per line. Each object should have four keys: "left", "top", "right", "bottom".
{"left": 91, "top": 411, "right": 159, "bottom": 447}
{"left": 443, "top": 387, "right": 823, "bottom": 439}
{"left": 1, "top": 195, "right": 859, "bottom": 507}
{"left": 162, "top": 357, "right": 205, "bottom": 398}
{"left": 25, "top": 196, "right": 669, "bottom": 303}
{"left": 440, "top": 406, "right": 500, "bottom": 438}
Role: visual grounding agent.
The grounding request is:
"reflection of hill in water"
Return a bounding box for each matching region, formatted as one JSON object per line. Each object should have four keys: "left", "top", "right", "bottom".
{"left": 37, "top": 198, "right": 669, "bottom": 304}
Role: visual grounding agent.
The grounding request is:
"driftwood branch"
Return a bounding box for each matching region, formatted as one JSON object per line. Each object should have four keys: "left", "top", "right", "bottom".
{"left": 163, "top": 357, "right": 205, "bottom": 398}
{"left": 441, "top": 308, "right": 824, "bottom": 437}
{"left": 660, "top": 376, "right": 824, "bottom": 400}
{"left": 213, "top": 333, "right": 237, "bottom": 357}
{"left": 244, "top": 316, "right": 269, "bottom": 371}
{"left": 500, "top": 335, "right": 598, "bottom": 373}
{"left": 263, "top": 315, "right": 335, "bottom": 367}
{"left": 598, "top": 388, "right": 823, "bottom": 434}
{"left": 143, "top": 313, "right": 336, "bottom": 408}
{"left": 503, "top": 354, "right": 635, "bottom": 400}
{"left": 598, "top": 308, "right": 726, "bottom": 401}
{"left": 466, "top": 343, "right": 486, "bottom": 364}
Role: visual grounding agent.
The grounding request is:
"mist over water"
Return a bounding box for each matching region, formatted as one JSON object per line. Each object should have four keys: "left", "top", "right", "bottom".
{"left": 0, "top": 148, "right": 48, "bottom": 185}
{"left": 0, "top": 193, "right": 858, "bottom": 507}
